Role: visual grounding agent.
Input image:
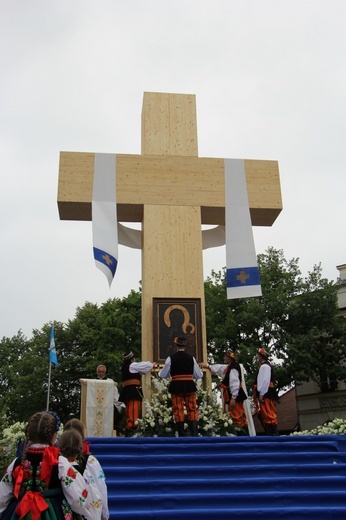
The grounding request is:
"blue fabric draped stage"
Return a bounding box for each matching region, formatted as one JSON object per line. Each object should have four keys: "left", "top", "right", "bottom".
{"left": 89, "top": 435, "right": 346, "bottom": 519}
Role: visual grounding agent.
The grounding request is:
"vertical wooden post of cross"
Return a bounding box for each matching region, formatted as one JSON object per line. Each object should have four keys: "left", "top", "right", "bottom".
{"left": 140, "top": 92, "right": 208, "bottom": 400}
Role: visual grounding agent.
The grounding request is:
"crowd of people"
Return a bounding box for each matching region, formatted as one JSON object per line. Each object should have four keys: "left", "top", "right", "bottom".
{"left": 113, "top": 338, "right": 279, "bottom": 438}
{"left": 0, "top": 340, "right": 279, "bottom": 518}
{"left": 157, "top": 337, "right": 279, "bottom": 437}
{"left": 90, "top": 340, "right": 279, "bottom": 438}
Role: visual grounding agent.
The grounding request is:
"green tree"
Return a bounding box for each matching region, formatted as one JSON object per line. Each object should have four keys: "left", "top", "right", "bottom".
{"left": 0, "top": 290, "right": 141, "bottom": 427}
{"left": 204, "top": 247, "right": 346, "bottom": 392}
{"left": 0, "top": 331, "right": 29, "bottom": 428}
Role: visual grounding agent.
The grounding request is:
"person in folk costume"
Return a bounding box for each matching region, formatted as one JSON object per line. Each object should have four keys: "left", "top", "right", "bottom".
{"left": 254, "top": 347, "right": 279, "bottom": 435}
{"left": 119, "top": 352, "right": 156, "bottom": 436}
{"left": 0, "top": 411, "right": 101, "bottom": 520}
{"left": 58, "top": 429, "right": 102, "bottom": 519}
{"left": 63, "top": 419, "right": 109, "bottom": 520}
{"left": 58, "top": 430, "right": 84, "bottom": 473}
{"left": 159, "top": 336, "right": 203, "bottom": 437}
{"left": 200, "top": 351, "right": 249, "bottom": 435}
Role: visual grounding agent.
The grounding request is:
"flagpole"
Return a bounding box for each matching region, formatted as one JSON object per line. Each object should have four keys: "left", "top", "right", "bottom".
{"left": 47, "top": 360, "right": 52, "bottom": 410}
{"left": 47, "top": 322, "right": 58, "bottom": 410}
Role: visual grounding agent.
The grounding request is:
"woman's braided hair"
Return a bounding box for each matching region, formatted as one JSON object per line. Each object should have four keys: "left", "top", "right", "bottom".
{"left": 59, "top": 429, "right": 83, "bottom": 461}
{"left": 21, "top": 412, "right": 57, "bottom": 465}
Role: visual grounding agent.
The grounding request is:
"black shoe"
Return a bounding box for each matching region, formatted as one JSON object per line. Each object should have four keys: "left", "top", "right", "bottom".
{"left": 176, "top": 422, "right": 185, "bottom": 437}
{"left": 264, "top": 424, "right": 271, "bottom": 435}
{"left": 271, "top": 424, "right": 279, "bottom": 436}
{"left": 189, "top": 420, "right": 199, "bottom": 437}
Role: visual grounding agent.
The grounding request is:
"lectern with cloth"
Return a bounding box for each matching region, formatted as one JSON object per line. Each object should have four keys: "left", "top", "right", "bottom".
{"left": 80, "top": 379, "right": 115, "bottom": 437}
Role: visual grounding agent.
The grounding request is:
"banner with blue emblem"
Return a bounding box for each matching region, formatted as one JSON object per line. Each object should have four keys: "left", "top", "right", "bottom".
{"left": 92, "top": 153, "right": 118, "bottom": 286}
{"left": 225, "top": 159, "right": 262, "bottom": 299}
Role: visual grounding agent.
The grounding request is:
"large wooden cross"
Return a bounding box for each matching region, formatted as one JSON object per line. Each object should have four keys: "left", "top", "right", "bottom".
{"left": 58, "top": 92, "right": 282, "bottom": 391}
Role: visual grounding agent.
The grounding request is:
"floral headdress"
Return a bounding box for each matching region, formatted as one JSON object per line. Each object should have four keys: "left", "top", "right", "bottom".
{"left": 258, "top": 348, "right": 269, "bottom": 359}
{"left": 45, "top": 410, "right": 61, "bottom": 432}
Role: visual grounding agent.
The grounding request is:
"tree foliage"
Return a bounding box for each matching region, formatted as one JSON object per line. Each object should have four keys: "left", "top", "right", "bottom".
{"left": 204, "top": 247, "right": 346, "bottom": 391}
{"left": 0, "top": 290, "right": 141, "bottom": 430}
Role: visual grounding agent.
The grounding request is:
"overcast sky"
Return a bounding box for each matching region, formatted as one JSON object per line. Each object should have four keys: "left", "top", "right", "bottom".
{"left": 1, "top": 1, "right": 345, "bottom": 339}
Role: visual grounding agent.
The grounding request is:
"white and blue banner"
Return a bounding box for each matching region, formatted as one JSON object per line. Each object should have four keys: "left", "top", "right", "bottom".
{"left": 225, "top": 159, "right": 262, "bottom": 299}
{"left": 92, "top": 153, "right": 118, "bottom": 287}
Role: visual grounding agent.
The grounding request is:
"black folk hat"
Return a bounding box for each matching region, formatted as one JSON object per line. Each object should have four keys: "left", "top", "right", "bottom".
{"left": 174, "top": 336, "right": 187, "bottom": 347}
{"left": 123, "top": 351, "right": 135, "bottom": 362}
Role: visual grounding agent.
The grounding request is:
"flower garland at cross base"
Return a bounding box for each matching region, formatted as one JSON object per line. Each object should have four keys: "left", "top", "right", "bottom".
{"left": 134, "top": 376, "right": 235, "bottom": 437}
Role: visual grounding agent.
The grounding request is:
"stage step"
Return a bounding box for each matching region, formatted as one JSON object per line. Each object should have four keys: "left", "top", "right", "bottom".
{"left": 88, "top": 435, "right": 346, "bottom": 519}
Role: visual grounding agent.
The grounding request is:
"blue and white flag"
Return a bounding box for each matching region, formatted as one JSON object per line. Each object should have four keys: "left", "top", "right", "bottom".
{"left": 49, "top": 325, "right": 58, "bottom": 366}
{"left": 92, "top": 153, "right": 118, "bottom": 286}
{"left": 225, "top": 159, "right": 262, "bottom": 299}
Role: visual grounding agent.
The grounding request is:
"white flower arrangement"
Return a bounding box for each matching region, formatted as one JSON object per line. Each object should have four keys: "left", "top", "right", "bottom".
{"left": 134, "top": 375, "right": 235, "bottom": 437}
{"left": 0, "top": 421, "right": 27, "bottom": 474}
{"left": 291, "top": 417, "right": 346, "bottom": 436}
{"left": 1, "top": 421, "right": 27, "bottom": 450}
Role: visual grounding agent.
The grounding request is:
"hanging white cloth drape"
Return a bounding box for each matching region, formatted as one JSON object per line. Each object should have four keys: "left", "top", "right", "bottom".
{"left": 224, "top": 159, "right": 262, "bottom": 299}
{"left": 240, "top": 363, "right": 256, "bottom": 436}
{"left": 92, "top": 153, "right": 118, "bottom": 286}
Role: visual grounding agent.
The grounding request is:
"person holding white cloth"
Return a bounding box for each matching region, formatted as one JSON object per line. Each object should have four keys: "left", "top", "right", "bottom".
{"left": 201, "top": 350, "right": 255, "bottom": 436}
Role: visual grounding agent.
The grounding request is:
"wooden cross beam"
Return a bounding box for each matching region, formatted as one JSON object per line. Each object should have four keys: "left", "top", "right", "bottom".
{"left": 58, "top": 92, "right": 282, "bottom": 379}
